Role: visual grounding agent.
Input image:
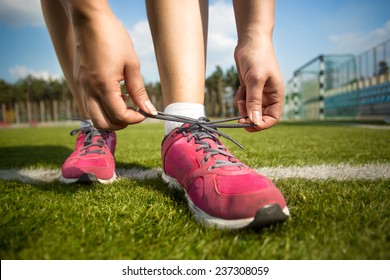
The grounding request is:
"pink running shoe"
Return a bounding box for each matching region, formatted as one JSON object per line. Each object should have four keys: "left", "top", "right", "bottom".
{"left": 60, "top": 125, "right": 117, "bottom": 184}
{"left": 161, "top": 115, "right": 289, "bottom": 229}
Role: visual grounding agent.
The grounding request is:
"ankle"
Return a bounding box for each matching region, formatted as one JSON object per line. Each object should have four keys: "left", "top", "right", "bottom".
{"left": 164, "top": 103, "right": 205, "bottom": 135}
{"left": 80, "top": 119, "right": 93, "bottom": 128}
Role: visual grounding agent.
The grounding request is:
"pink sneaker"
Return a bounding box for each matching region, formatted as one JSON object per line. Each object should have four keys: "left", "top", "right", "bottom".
{"left": 60, "top": 125, "right": 117, "bottom": 184}
{"left": 161, "top": 117, "right": 289, "bottom": 229}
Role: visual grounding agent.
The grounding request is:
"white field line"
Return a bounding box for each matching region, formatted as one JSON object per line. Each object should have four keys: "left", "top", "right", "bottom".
{"left": 0, "top": 163, "right": 389, "bottom": 184}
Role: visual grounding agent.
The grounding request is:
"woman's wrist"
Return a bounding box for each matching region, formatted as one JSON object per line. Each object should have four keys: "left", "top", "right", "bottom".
{"left": 237, "top": 28, "right": 273, "bottom": 45}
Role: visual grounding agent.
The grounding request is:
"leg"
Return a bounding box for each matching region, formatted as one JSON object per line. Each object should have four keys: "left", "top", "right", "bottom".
{"left": 146, "top": 0, "right": 289, "bottom": 229}
{"left": 41, "top": 0, "right": 89, "bottom": 119}
{"left": 41, "top": 0, "right": 117, "bottom": 184}
{"left": 146, "top": 0, "right": 208, "bottom": 106}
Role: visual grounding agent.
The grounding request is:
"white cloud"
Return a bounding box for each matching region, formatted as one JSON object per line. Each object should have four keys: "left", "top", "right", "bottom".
{"left": 329, "top": 20, "right": 390, "bottom": 54}
{"left": 9, "top": 65, "right": 60, "bottom": 81}
{"left": 207, "top": 1, "right": 237, "bottom": 75}
{"left": 127, "top": 20, "right": 159, "bottom": 82}
{"left": 131, "top": 20, "right": 155, "bottom": 58}
{"left": 0, "top": 0, "right": 44, "bottom": 27}
{"left": 371, "top": 20, "right": 390, "bottom": 38}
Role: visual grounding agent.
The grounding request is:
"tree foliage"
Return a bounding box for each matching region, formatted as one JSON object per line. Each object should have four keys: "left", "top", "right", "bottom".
{"left": 0, "top": 65, "right": 238, "bottom": 117}
{"left": 0, "top": 76, "right": 71, "bottom": 104}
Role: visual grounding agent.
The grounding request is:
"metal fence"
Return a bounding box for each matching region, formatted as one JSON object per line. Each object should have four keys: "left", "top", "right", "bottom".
{"left": 284, "top": 38, "right": 390, "bottom": 121}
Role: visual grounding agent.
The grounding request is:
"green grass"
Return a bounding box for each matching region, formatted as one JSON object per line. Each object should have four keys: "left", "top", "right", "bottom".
{"left": 0, "top": 122, "right": 389, "bottom": 259}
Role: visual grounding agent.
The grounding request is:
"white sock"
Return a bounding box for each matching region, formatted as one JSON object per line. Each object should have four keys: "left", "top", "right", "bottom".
{"left": 80, "top": 119, "right": 93, "bottom": 128}
{"left": 164, "top": 103, "right": 205, "bottom": 135}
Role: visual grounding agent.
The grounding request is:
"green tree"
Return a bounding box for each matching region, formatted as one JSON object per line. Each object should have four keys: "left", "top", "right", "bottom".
{"left": 205, "top": 65, "right": 239, "bottom": 117}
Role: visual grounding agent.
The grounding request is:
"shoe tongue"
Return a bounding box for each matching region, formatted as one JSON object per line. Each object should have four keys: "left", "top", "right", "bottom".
{"left": 181, "top": 124, "right": 241, "bottom": 169}
{"left": 83, "top": 131, "right": 104, "bottom": 151}
{"left": 180, "top": 123, "right": 192, "bottom": 130}
{"left": 194, "top": 130, "right": 218, "bottom": 144}
{"left": 90, "top": 135, "right": 103, "bottom": 146}
{"left": 198, "top": 133, "right": 239, "bottom": 165}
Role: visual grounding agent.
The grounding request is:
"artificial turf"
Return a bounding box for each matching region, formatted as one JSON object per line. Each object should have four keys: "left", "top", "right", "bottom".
{"left": 0, "top": 122, "right": 389, "bottom": 259}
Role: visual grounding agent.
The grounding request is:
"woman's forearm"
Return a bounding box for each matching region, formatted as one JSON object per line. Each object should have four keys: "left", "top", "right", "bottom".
{"left": 233, "top": 0, "right": 275, "bottom": 42}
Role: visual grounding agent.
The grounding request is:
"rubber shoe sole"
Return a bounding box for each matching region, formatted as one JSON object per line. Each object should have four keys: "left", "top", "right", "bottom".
{"left": 59, "top": 172, "right": 117, "bottom": 184}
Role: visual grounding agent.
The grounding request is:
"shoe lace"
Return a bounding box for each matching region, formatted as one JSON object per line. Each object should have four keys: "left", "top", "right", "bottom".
{"left": 142, "top": 111, "right": 254, "bottom": 169}
{"left": 70, "top": 126, "right": 108, "bottom": 156}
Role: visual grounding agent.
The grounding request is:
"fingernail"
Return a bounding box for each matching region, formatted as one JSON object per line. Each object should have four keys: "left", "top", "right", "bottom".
{"left": 145, "top": 100, "right": 157, "bottom": 115}
{"left": 252, "top": 110, "right": 262, "bottom": 125}
{"left": 237, "top": 100, "right": 246, "bottom": 116}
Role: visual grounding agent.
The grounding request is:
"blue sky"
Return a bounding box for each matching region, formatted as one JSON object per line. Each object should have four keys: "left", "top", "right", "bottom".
{"left": 0, "top": 0, "right": 389, "bottom": 84}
